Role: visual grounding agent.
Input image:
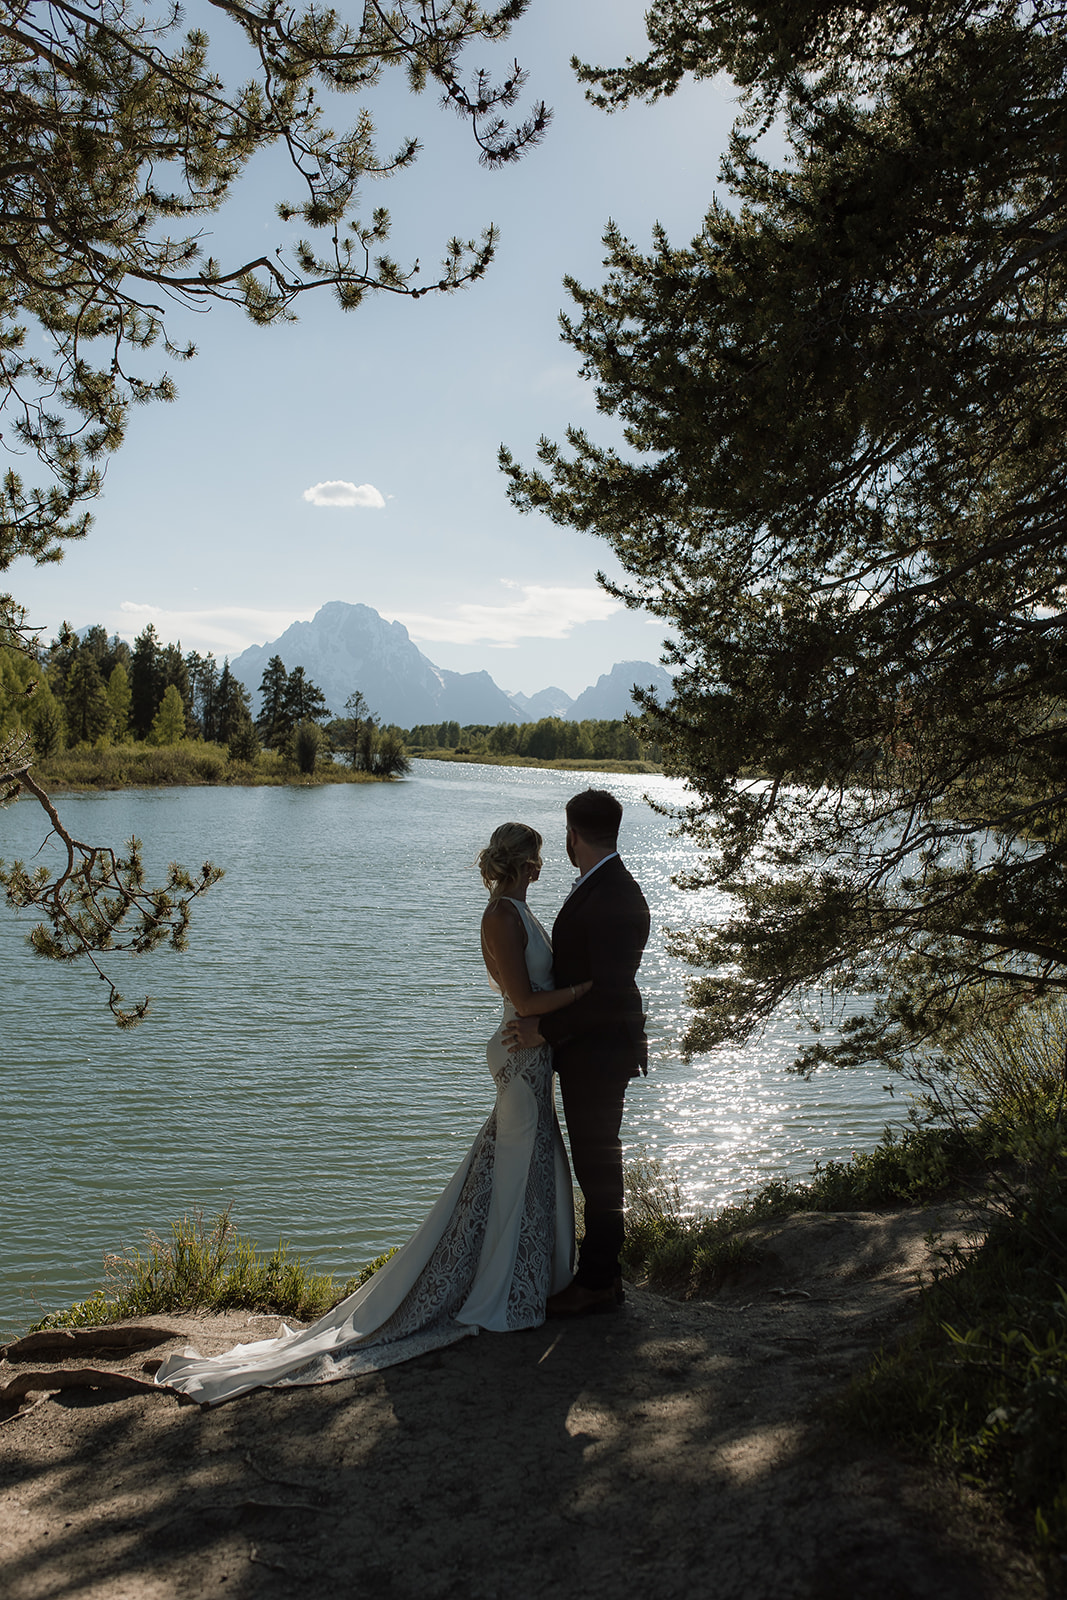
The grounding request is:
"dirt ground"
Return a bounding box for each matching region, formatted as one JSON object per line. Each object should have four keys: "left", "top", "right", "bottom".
{"left": 0, "top": 1203, "right": 1053, "bottom": 1600}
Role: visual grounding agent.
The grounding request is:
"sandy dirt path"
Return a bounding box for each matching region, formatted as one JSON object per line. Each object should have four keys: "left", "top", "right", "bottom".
{"left": 0, "top": 1204, "right": 1050, "bottom": 1600}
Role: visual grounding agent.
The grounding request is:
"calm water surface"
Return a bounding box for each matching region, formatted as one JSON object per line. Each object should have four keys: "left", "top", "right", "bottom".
{"left": 0, "top": 763, "right": 899, "bottom": 1334}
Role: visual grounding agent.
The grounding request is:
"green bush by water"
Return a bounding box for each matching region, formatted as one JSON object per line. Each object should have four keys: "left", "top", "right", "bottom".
{"left": 849, "top": 1003, "right": 1067, "bottom": 1567}
{"left": 31, "top": 741, "right": 382, "bottom": 789}
{"left": 618, "top": 1120, "right": 990, "bottom": 1298}
{"left": 850, "top": 1162, "right": 1067, "bottom": 1561}
{"left": 30, "top": 1206, "right": 396, "bottom": 1331}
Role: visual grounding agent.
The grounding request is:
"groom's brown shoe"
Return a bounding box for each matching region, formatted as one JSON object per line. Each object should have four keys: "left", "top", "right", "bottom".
{"left": 546, "top": 1281, "right": 620, "bottom": 1318}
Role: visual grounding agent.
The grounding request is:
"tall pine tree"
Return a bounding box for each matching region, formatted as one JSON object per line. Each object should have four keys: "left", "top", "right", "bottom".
{"left": 504, "top": 0, "right": 1067, "bottom": 1068}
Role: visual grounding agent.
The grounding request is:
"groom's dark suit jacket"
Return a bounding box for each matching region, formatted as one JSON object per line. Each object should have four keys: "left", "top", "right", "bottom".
{"left": 539, "top": 855, "right": 650, "bottom": 1077}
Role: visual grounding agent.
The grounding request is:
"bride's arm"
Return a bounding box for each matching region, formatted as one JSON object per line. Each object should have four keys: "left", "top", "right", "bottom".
{"left": 481, "top": 901, "right": 591, "bottom": 1018}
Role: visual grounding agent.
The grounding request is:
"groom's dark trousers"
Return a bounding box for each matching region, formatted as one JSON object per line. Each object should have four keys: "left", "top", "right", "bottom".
{"left": 539, "top": 856, "right": 650, "bottom": 1290}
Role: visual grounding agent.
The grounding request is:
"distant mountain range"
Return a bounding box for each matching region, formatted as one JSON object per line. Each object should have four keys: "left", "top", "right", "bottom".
{"left": 229, "top": 601, "right": 672, "bottom": 727}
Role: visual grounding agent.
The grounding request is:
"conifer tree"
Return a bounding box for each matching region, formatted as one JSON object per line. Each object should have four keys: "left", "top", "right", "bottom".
{"left": 227, "top": 718, "right": 260, "bottom": 765}
{"left": 106, "top": 662, "right": 132, "bottom": 743}
{"left": 503, "top": 0, "right": 1067, "bottom": 1069}
{"left": 148, "top": 683, "right": 186, "bottom": 746}
{"left": 293, "top": 719, "right": 322, "bottom": 775}
{"left": 63, "top": 655, "right": 110, "bottom": 745}
{"left": 26, "top": 689, "right": 64, "bottom": 759}
{"left": 129, "top": 624, "right": 164, "bottom": 739}
{"left": 282, "top": 666, "right": 331, "bottom": 728}
{"left": 256, "top": 656, "right": 290, "bottom": 751}
{"left": 215, "top": 662, "right": 254, "bottom": 745}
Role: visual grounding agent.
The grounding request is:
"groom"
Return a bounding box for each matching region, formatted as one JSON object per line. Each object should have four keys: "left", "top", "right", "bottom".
{"left": 503, "top": 788, "right": 650, "bottom": 1315}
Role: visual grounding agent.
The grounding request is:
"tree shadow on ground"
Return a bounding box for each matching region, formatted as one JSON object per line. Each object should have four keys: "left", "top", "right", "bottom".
{"left": 0, "top": 1277, "right": 1044, "bottom": 1600}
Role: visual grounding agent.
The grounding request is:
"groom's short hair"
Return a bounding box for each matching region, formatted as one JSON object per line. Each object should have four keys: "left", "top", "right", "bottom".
{"left": 566, "top": 788, "right": 623, "bottom": 848}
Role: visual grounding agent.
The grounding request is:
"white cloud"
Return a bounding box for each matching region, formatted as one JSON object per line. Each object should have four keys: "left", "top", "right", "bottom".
{"left": 114, "top": 603, "right": 315, "bottom": 656}
{"left": 392, "top": 583, "right": 621, "bottom": 648}
{"left": 302, "top": 480, "right": 385, "bottom": 508}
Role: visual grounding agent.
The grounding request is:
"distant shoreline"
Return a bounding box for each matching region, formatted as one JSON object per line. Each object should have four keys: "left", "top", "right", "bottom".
{"left": 411, "top": 753, "right": 663, "bottom": 775}
{"left": 20, "top": 743, "right": 664, "bottom": 793}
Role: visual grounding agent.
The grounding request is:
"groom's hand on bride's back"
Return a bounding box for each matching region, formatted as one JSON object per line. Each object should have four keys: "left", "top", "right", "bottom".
{"left": 503, "top": 1016, "right": 545, "bottom": 1053}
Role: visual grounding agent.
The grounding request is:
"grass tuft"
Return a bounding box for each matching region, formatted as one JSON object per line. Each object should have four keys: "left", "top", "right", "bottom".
{"left": 29, "top": 1205, "right": 396, "bottom": 1332}
{"left": 619, "top": 1118, "right": 991, "bottom": 1298}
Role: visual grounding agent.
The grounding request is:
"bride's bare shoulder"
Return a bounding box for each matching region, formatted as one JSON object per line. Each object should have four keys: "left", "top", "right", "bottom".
{"left": 481, "top": 897, "right": 526, "bottom": 943}
{"left": 483, "top": 902, "right": 518, "bottom": 928}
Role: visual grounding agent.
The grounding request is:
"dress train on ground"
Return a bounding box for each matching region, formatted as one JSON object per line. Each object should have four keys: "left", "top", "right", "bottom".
{"left": 154, "top": 900, "right": 573, "bottom": 1406}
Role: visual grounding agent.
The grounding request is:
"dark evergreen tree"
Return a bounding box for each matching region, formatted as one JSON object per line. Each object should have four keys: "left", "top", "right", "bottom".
{"left": 62, "top": 656, "right": 110, "bottom": 745}
{"left": 216, "top": 662, "right": 254, "bottom": 746}
{"left": 228, "top": 720, "right": 260, "bottom": 765}
{"left": 282, "top": 666, "right": 331, "bottom": 728}
{"left": 129, "top": 624, "right": 165, "bottom": 739}
{"left": 504, "top": 0, "right": 1067, "bottom": 1069}
{"left": 293, "top": 719, "right": 322, "bottom": 775}
{"left": 256, "top": 656, "right": 290, "bottom": 752}
{"left": 45, "top": 622, "right": 79, "bottom": 696}
{"left": 75, "top": 625, "right": 129, "bottom": 680}
{"left": 79, "top": 625, "right": 111, "bottom": 668}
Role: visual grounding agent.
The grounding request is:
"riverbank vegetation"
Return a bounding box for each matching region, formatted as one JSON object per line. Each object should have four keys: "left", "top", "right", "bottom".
{"left": 402, "top": 717, "right": 663, "bottom": 768}
{"left": 27, "top": 1206, "right": 397, "bottom": 1329}
{"left": 2, "top": 632, "right": 659, "bottom": 787}
{"left": 27, "top": 741, "right": 382, "bottom": 791}
{"left": 1, "top": 632, "right": 411, "bottom": 792}
{"left": 421, "top": 752, "right": 660, "bottom": 774}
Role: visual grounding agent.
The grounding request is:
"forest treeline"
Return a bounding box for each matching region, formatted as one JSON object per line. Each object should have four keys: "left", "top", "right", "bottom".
{"left": 1, "top": 623, "right": 661, "bottom": 781}
{"left": 0, "top": 625, "right": 408, "bottom": 778}
{"left": 403, "top": 717, "right": 662, "bottom": 764}
{"left": 1, "top": 622, "right": 661, "bottom": 783}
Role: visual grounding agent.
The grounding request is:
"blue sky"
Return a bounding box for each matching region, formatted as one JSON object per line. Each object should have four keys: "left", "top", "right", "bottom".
{"left": 12, "top": 0, "right": 736, "bottom": 697}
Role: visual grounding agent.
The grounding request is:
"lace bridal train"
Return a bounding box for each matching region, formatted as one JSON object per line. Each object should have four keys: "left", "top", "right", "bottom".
{"left": 154, "top": 898, "right": 574, "bottom": 1406}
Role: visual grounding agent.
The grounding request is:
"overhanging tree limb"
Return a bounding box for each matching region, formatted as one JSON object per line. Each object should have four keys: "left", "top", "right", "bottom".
{"left": 2, "top": 0, "right": 548, "bottom": 1019}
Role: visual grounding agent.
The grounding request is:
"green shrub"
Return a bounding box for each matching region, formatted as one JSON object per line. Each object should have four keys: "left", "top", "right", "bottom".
{"left": 31, "top": 739, "right": 383, "bottom": 789}
{"left": 848, "top": 1001, "right": 1067, "bottom": 1567}
{"left": 619, "top": 1121, "right": 991, "bottom": 1298}
{"left": 852, "top": 1169, "right": 1067, "bottom": 1562}
{"left": 30, "top": 1207, "right": 397, "bottom": 1331}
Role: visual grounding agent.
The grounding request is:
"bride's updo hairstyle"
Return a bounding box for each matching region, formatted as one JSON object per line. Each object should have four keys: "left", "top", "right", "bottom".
{"left": 478, "top": 822, "right": 543, "bottom": 898}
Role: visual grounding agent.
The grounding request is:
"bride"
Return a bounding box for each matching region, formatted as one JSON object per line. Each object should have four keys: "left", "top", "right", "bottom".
{"left": 154, "top": 822, "right": 588, "bottom": 1406}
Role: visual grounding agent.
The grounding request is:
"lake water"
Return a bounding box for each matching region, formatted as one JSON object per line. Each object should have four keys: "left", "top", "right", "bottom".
{"left": 0, "top": 762, "right": 900, "bottom": 1336}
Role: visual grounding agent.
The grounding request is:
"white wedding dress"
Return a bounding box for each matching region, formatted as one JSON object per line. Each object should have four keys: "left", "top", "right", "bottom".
{"left": 154, "top": 899, "right": 574, "bottom": 1405}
